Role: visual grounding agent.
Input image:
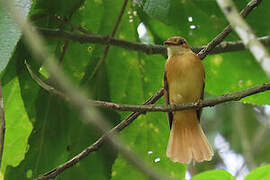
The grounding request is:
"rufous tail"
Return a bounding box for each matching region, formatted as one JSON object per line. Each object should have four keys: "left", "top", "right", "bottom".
{"left": 166, "top": 110, "right": 214, "bottom": 164}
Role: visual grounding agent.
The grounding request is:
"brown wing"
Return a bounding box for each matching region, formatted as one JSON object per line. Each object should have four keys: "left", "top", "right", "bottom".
{"left": 164, "top": 70, "right": 173, "bottom": 129}
{"left": 196, "top": 75, "right": 205, "bottom": 122}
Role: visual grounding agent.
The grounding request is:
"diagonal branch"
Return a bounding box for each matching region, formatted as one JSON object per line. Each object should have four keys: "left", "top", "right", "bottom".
{"left": 27, "top": 64, "right": 270, "bottom": 112}
{"left": 34, "top": 0, "right": 263, "bottom": 179}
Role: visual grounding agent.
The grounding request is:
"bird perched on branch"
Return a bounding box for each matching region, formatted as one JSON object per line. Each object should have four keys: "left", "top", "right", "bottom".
{"left": 164, "top": 36, "right": 213, "bottom": 164}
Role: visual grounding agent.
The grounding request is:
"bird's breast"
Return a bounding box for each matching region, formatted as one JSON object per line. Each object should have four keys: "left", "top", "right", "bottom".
{"left": 166, "top": 53, "right": 204, "bottom": 104}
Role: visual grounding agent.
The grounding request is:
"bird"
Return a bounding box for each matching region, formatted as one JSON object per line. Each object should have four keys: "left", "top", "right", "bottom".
{"left": 164, "top": 36, "right": 214, "bottom": 164}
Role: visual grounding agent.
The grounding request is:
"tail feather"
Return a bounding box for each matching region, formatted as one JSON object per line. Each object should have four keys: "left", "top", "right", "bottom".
{"left": 166, "top": 110, "right": 213, "bottom": 164}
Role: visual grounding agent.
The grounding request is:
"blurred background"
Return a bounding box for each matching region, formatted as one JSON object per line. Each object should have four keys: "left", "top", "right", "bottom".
{"left": 1, "top": 0, "right": 270, "bottom": 179}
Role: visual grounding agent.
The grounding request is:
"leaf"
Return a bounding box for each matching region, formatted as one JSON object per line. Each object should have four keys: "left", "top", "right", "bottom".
{"left": 1, "top": 72, "right": 33, "bottom": 173}
{"left": 245, "top": 164, "right": 270, "bottom": 180}
{"left": 0, "top": 0, "right": 31, "bottom": 73}
{"left": 191, "top": 169, "right": 233, "bottom": 180}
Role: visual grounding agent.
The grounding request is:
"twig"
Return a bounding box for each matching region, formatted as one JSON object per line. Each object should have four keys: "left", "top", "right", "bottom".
{"left": 59, "top": 40, "right": 70, "bottom": 64}
{"left": 26, "top": 65, "right": 270, "bottom": 112}
{"left": 0, "top": 80, "right": 5, "bottom": 169}
{"left": 32, "top": 0, "right": 264, "bottom": 178}
{"left": 197, "top": 0, "right": 263, "bottom": 59}
{"left": 52, "top": 15, "right": 93, "bottom": 35}
{"left": 217, "top": 0, "right": 270, "bottom": 77}
{"left": 88, "top": 0, "right": 129, "bottom": 80}
{"left": 59, "top": 24, "right": 73, "bottom": 65}
{"left": 2, "top": 1, "right": 169, "bottom": 180}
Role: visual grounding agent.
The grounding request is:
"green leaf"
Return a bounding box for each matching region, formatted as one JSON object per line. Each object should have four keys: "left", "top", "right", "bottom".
{"left": 191, "top": 169, "right": 234, "bottom": 180}
{"left": 1, "top": 75, "right": 33, "bottom": 174}
{"left": 0, "top": 0, "right": 31, "bottom": 73}
{"left": 245, "top": 164, "right": 270, "bottom": 180}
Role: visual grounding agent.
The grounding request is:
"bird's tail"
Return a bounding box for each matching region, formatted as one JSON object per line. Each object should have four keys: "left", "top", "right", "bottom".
{"left": 166, "top": 110, "right": 213, "bottom": 164}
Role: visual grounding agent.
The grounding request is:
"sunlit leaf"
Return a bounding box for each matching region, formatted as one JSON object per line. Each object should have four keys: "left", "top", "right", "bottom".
{"left": 191, "top": 169, "right": 233, "bottom": 180}
{"left": 245, "top": 164, "right": 270, "bottom": 180}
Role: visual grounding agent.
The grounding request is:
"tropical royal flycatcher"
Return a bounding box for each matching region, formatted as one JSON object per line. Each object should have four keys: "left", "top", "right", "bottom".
{"left": 164, "top": 36, "right": 214, "bottom": 164}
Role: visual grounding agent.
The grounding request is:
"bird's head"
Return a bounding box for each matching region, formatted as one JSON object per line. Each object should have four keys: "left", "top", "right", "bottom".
{"left": 164, "top": 36, "right": 190, "bottom": 57}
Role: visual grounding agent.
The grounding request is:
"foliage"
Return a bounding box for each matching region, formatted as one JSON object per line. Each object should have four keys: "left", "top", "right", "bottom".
{"left": 0, "top": 0, "right": 270, "bottom": 179}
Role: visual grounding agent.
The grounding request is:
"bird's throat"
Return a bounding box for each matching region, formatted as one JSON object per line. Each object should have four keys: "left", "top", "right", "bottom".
{"left": 167, "top": 46, "right": 189, "bottom": 57}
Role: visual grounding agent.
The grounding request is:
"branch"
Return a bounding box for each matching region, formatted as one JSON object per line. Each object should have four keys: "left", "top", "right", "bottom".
{"left": 27, "top": 64, "right": 270, "bottom": 112}
{"left": 32, "top": 0, "right": 263, "bottom": 178}
{"left": 0, "top": 80, "right": 5, "bottom": 169}
{"left": 66, "top": 82, "right": 270, "bottom": 111}
{"left": 217, "top": 0, "right": 270, "bottom": 77}
{"left": 197, "top": 0, "right": 263, "bottom": 59}
{"left": 38, "top": 28, "right": 270, "bottom": 56}
{"left": 39, "top": 28, "right": 167, "bottom": 54}
{"left": 37, "top": 0, "right": 264, "bottom": 57}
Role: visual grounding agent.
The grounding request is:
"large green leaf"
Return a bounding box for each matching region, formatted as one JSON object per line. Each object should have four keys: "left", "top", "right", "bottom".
{"left": 191, "top": 169, "right": 233, "bottom": 180}
{"left": 0, "top": 0, "right": 31, "bottom": 73}
{"left": 1, "top": 66, "right": 32, "bottom": 173}
{"left": 245, "top": 164, "right": 270, "bottom": 180}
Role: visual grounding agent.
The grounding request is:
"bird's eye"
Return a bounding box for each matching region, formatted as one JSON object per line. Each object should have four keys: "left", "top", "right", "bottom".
{"left": 178, "top": 40, "right": 184, "bottom": 45}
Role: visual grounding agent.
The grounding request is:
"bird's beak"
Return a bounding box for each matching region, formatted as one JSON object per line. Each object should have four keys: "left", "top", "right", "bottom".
{"left": 164, "top": 40, "right": 178, "bottom": 46}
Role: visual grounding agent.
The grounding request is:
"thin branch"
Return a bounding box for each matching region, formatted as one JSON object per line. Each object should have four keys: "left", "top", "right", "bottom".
{"left": 31, "top": 0, "right": 264, "bottom": 178}
{"left": 198, "top": 0, "right": 263, "bottom": 59}
{"left": 59, "top": 26, "right": 73, "bottom": 65}
{"left": 88, "top": 0, "right": 129, "bottom": 80}
{"left": 59, "top": 40, "right": 70, "bottom": 64}
{"left": 199, "top": 36, "right": 270, "bottom": 55}
{"left": 0, "top": 80, "right": 5, "bottom": 169}
{"left": 2, "top": 1, "right": 169, "bottom": 180}
{"left": 27, "top": 65, "right": 270, "bottom": 112}
{"left": 217, "top": 0, "right": 270, "bottom": 77}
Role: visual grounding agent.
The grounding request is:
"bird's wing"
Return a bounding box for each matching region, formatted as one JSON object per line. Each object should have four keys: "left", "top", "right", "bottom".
{"left": 164, "top": 70, "right": 173, "bottom": 129}
{"left": 196, "top": 72, "right": 205, "bottom": 122}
